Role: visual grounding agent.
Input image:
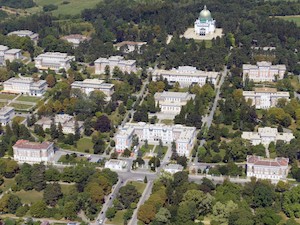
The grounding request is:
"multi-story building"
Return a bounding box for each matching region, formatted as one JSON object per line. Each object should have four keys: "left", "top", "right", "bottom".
{"left": 35, "top": 114, "right": 83, "bottom": 134}
{"left": 115, "top": 122, "right": 196, "bottom": 157}
{"left": 0, "top": 45, "right": 9, "bottom": 65}
{"left": 152, "top": 66, "right": 219, "bottom": 87}
{"left": 194, "top": 5, "right": 216, "bottom": 36}
{"left": 242, "top": 127, "right": 295, "bottom": 147}
{"left": 3, "top": 77, "right": 47, "bottom": 96}
{"left": 243, "top": 61, "right": 286, "bottom": 82}
{"left": 105, "top": 159, "right": 128, "bottom": 171}
{"left": 13, "top": 139, "right": 54, "bottom": 164}
{"left": 4, "top": 49, "right": 22, "bottom": 62}
{"left": 71, "top": 79, "right": 114, "bottom": 101}
{"left": 35, "top": 52, "right": 75, "bottom": 72}
{"left": 243, "top": 87, "right": 290, "bottom": 109}
{"left": 154, "top": 91, "right": 195, "bottom": 114}
{"left": 94, "top": 56, "right": 137, "bottom": 75}
{"left": 61, "top": 34, "right": 90, "bottom": 48}
{"left": 0, "top": 107, "right": 15, "bottom": 125}
{"left": 246, "top": 155, "right": 289, "bottom": 181}
{"left": 114, "top": 41, "right": 147, "bottom": 53}
{"left": 8, "top": 30, "right": 39, "bottom": 44}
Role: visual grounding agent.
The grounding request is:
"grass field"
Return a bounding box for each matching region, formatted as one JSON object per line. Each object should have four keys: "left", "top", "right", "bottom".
{"left": 12, "top": 116, "right": 26, "bottom": 124}
{"left": 0, "top": 178, "right": 16, "bottom": 192}
{"left": 275, "top": 15, "right": 300, "bottom": 26}
{"left": 60, "top": 184, "right": 76, "bottom": 195}
{"left": 15, "top": 190, "right": 43, "bottom": 204}
{"left": 161, "top": 119, "right": 174, "bottom": 125}
{"left": 76, "top": 137, "right": 94, "bottom": 153}
{"left": 31, "top": 0, "right": 102, "bottom": 16}
{"left": 154, "top": 146, "right": 168, "bottom": 157}
{"left": 10, "top": 103, "right": 32, "bottom": 110}
{"left": 58, "top": 154, "right": 88, "bottom": 164}
{"left": 17, "top": 95, "right": 41, "bottom": 102}
{"left": 127, "top": 181, "right": 146, "bottom": 194}
{"left": 0, "top": 94, "right": 16, "bottom": 100}
{"left": 106, "top": 210, "right": 126, "bottom": 224}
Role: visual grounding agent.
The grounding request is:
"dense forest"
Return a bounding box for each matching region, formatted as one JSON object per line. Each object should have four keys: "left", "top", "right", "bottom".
{"left": 0, "top": 0, "right": 298, "bottom": 72}
{"left": 0, "top": 0, "right": 35, "bottom": 9}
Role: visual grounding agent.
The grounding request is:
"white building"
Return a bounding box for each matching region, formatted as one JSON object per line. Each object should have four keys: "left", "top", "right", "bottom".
{"left": 242, "top": 127, "right": 295, "bottom": 147}
{"left": 71, "top": 79, "right": 114, "bottom": 101}
{"left": 194, "top": 5, "right": 216, "bottom": 36}
{"left": 35, "top": 52, "right": 75, "bottom": 72}
{"left": 4, "top": 49, "right": 22, "bottom": 62}
{"left": 247, "top": 155, "right": 289, "bottom": 181}
{"left": 8, "top": 30, "right": 39, "bottom": 44}
{"left": 61, "top": 34, "right": 90, "bottom": 48}
{"left": 94, "top": 56, "right": 137, "bottom": 75}
{"left": 105, "top": 159, "right": 128, "bottom": 171}
{"left": 114, "top": 41, "right": 147, "bottom": 53}
{"left": 164, "top": 164, "right": 184, "bottom": 174}
{"left": 0, "top": 45, "right": 9, "bottom": 65}
{"left": 0, "top": 107, "right": 15, "bottom": 125}
{"left": 0, "top": 45, "right": 22, "bottom": 65}
{"left": 243, "top": 61, "right": 286, "bottom": 82}
{"left": 152, "top": 66, "right": 219, "bottom": 87}
{"left": 3, "top": 77, "right": 47, "bottom": 96}
{"left": 35, "top": 114, "right": 83, "bottom": 134}
{"left": 154, "top": 91, "right": 195, "bottom": 115}
{"left": 13, "top": 139, "right": 54, "bottom": 164}
{"left": 243, "top": 87, "right": 290, "bottom": 109}
{"left": 115, "top": 122, "right": 196, "bottom": 157}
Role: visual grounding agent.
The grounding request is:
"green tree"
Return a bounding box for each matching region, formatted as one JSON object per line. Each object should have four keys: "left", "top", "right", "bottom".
{"left": 0, "top": 194, "right": 22, "bottom": 214}
{"left": 106, "top": 207, "right": 116, "bottom": 220}
{"left": 63, "top": 201, "right": 78, "bottom": 220}
{"left": 43, "top": 183, "right": 63, "bottom": 206}
{"left": 118, "top": 184, "right": 141, "bottom": 209}
{"left": 30, "top": 201, "right": 47, "bottom": 218}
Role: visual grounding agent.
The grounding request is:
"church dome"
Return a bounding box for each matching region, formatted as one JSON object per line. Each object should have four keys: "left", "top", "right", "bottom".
{"left": 199, "top": 5, "right": 212, "bottom": 20}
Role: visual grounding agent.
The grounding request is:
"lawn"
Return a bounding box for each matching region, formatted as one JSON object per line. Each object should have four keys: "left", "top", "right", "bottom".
{"left": 154, "top": 146, "right": 168, "bottom": 157}
{"left": 10, "top": 103, "right": 33, "bottom": 110}
{"left": 275, "top": 15, "right": 300, "bottom": 27}
{"left": 15, "top": 190, "right": 43, "bottom": 204}
{"left": 60, "top": 184, "right": 76, "bottom": 195}
{"left": 106, "top": 210, "right": 126, "bottom": 224}
{"left": 58, "top": 154, "right": 88, "bottom": 164}
{"left": 139, "top": 144, "right": 155, "bottom": 156}
{"left": 0, "top": 102, "right": 6, "bottom": 108}
{"left": 0, "top": 178, "right": 16, "bottom": 192}
{"left": 76, "top": 137, "right": 94, "bottom": 153}
{"left": 0, "top": 94, "right": 16, "bottom": 100}
{"left": 17, "top": 95, "right": 41, "bottom": 103}
{"left": 31, "top": 0, "right": 102, "bottom": 16}
{"left": 127, "top": 181, "right": 146, "bottom": 194}
{"left": 12, "top": 116, "right": 26, "bottom": 124}
{"left": 161, "top": 119, "right": 174, "bottom": 125}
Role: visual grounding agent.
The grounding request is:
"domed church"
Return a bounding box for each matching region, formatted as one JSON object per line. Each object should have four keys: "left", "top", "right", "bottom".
{"left": 194, "top": 5, "right": 216, "bottom": 36}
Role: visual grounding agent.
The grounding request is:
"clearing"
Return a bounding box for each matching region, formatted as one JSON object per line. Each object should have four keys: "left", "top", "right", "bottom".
{"left": 14, "top": 189, "right": 43, "bottom": 204}
{"left": 275, "top": 15, "right": 300, "bottom": 26}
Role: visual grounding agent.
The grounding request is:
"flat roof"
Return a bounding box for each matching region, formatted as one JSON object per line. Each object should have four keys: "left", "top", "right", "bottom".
{"left": 5, "top": 49, "right": 21, "bottom": 54}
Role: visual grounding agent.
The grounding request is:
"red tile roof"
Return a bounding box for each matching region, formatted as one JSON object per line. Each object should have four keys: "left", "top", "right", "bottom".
{"left": 247, "top": 155, "right": 289, "bottom": 167}
{"left": 13, "top": 140, "right": 53, "bottom": 150}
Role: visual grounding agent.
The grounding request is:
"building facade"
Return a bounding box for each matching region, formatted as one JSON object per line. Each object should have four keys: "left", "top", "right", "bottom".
{"left": 94, "top": 56, "right": 137, "bottom": 75}
{"left": 13, "top": 140, "right": 54, "bottom": 164}
{"left": 8, "top": 30, "right": 39, "bottom": 44}
{"left": 3, "top": 77, "right": 47, "bottom": 96}
{"left": 105, "top": 159, "right": 128, "bottom": 171}
{"left": 35, "top": 52, "right": 75, "bottom": 71}
{"left": 0, "top": 45, "right": 22, "bottom": 65}
{"left": 154, "top": 91, "right": 195, "bottom": 114}
{"left": 194, "top": 5, "right": 216, "bottom": 36}
{"left": 114, "top": 41, "right": 147, "bottom": 53}
{"left": 247, "top": 155, "right": 289, "bottom": 181}
{"left": 35, "top": 114, "right": 83, "bottom": 135}
{"left": 71, "top": 79, "right": 114, "bottom": 101}
{"left": 115, "top": 122, "right": 196, "bottom": 157}
{"left": 243, "top": 87, "right": 290, "bottom": 109}
{"left": 243, "top": 61, "right": 286, "bottom": 82}
{"left": 61, "top": 34, "right": 90, "bottom": 48}
{"left": 152, "top": 66, "right": 219, "bottom": 87}
{"left": 0, "top": 107, "right": 15, "bottom": 125}
{"left": 242, "top": 127, "right": 295, "bottom": 146}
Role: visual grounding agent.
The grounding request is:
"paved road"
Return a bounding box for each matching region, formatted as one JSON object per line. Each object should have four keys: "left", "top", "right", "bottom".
{"left": 94, "top": 179, "right": 123, "bottom": 225}
{"left": 128, "top": 181, "right": 154, "bottom": 225}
